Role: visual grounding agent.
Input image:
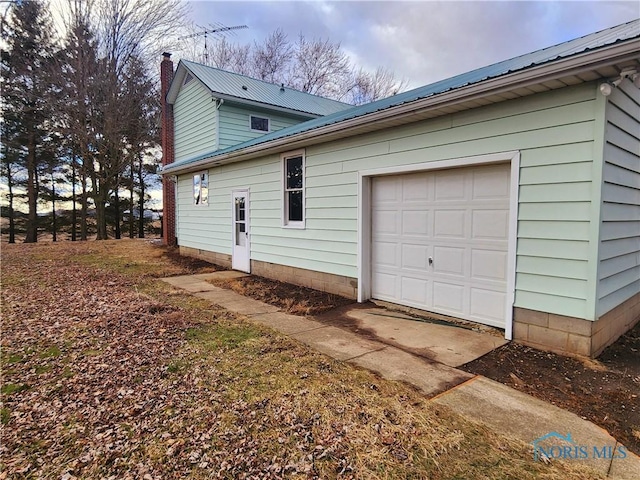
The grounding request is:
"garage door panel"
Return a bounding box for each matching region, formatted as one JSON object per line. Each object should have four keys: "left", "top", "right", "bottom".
{"left": 471, "top": 249, "right": 507, "bottom": 282}
{"left": 473, "top": 167, "right": 510, "bottom": 199}
{"left": 433, "top": 282, "right": 465, "bottom": 313}
{"left": 472, "top": 210, "right": 509, "bottom": 240}
{"left": 402, "top": 175, "right": 431, "bottom": 201}
{"left": 470, "top": 288, "right": 506, "bottom": 326}
{"left": 434, "top": 210, "right": 466, "bottom": 238}
{"left": 401, "top": 276, "right": 429, "bottom": 304}
{"left": 402, "top": 211, "right": 430, "bottom": 235}
{"left": 372, "top": 272, "right": 398, "bottom": 298}
{"left": 433, "top": 246, "right": 465, "bottom": 276}
{"left": 434, "top": 170, "right": 466, "bottom": 200}
{"left": 372, "top": 241, "right": 398, "bottom": 268}
{"left": 371, "top": 162, "right": 510, "bottom": 328}
{"left": 402, "top": 244, "right": 430, "bottom": 269}
{"left": 373, "top": 210, "right": 399, "bottom": 234}
{"left": 372, "top": 177, "right": 400, "bottom": 202}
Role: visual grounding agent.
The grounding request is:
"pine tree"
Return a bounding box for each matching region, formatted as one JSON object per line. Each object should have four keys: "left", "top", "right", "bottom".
{"left": 1, "top": 0, "right": 57, "bottom": 243}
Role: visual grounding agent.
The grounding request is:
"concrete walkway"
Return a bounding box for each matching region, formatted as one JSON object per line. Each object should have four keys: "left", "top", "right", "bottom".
{"left": 161, "top": 272, "right": 639, "bottom": 479}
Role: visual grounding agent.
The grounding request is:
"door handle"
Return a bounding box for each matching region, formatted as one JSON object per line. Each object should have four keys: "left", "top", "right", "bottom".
{"left": 428, "top": 257, "right": 433, "bottom": 266}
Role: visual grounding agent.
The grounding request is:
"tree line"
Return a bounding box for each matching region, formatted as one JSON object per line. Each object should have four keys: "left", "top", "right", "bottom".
{"left": 1, "top": 0, "right": 188, "bottom": 242}
{"left": 1, "top": 1, "right": 407, "bottom": 243}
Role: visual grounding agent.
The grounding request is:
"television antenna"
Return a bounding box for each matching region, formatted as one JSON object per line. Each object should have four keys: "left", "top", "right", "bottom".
{"left": 179, "top": 24, "right": 248, "bottom": 64}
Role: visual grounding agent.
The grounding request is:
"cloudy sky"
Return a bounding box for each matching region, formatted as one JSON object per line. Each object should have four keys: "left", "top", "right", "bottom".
{"left": 185, "top": 0, "right": 639, "bottom": 89}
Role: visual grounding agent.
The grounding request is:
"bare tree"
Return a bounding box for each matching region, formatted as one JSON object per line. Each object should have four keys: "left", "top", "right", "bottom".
{"left": 288, "top": 34, "right": 351, "bottom": 98}
{"left": 252, "top": 29, "right": 292, "bottom": 83}
{"left": 343, "top": 66, "right": 409, "bottom": 105}
{"left": 96, "top": 0, "right": 189, "bottom": 74}
{"left": 81, "top": 0, "right": 188, "bottom": 239}
{"left": 178, "top": 28, "right": 408, "bottom": 105}
{"left": 59, "top": 4, "right": 100, "bottom": 240}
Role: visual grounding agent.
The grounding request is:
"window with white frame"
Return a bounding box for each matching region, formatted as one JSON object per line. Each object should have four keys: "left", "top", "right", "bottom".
{"left": 193, "top": 172, "right": 209, "bottom": 206}
{"left": 282, "top": 151, "right": 304, "bottom": 227}
{"left": 250, "top": 115, "right": 270, "bottom": 132}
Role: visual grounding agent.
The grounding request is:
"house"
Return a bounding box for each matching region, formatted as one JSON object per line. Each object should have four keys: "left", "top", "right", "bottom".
{"left": 160, "top": 19, "right": 640, "bottom": 358}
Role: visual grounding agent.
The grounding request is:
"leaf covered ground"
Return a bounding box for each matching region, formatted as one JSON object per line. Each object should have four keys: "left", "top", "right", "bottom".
{"left": 1, "top": 240, "right": 602, "bottom": 479}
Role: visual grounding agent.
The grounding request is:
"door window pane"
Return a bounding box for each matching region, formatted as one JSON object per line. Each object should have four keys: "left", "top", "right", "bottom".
{"left": 235, "top": 197, "right": 245, "bottom": 221}
{"left": 235, "top": 222, "right": 246, "bottom": 246}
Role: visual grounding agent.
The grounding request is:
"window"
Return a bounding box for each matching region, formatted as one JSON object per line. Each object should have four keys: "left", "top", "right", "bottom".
{"left": 193, "top": 172, "right": 208, "bottom": 206}
{"left": 282, "top": 151, "right": 304, "bottom": 227}
{"left": 250, "top": 115, "right": 270, "bottom": 132}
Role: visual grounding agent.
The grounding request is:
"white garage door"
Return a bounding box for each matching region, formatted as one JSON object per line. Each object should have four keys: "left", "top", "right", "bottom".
{"left": 371, "top": 163, "right": 511, "bottom": 328}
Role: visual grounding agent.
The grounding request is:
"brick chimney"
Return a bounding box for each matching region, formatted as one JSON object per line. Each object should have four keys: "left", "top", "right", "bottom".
{"left": 161, "top": 52, "right": 176, "bottom": 246}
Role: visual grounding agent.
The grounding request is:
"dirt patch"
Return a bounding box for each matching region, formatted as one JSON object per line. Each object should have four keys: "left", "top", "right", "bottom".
{"left": 461, "top": 322, "right": 640, "bottom": 455}
{"left": 160, "top": 246, "right": 223, "bottom": 275}
{"left": 207, "top": 275, "right": 355, "bottom": 315}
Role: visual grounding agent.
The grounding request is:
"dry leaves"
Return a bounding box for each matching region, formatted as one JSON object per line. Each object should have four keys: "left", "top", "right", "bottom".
{"left": 1, "top": 240, "right": 602, "bottom": 480}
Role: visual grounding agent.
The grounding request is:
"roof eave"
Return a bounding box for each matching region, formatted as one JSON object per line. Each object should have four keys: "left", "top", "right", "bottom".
{"left": 162, "top": 38, "right": 640, "bottom": 176}
{"left": 166, "top": 61, "right": 189, "bottom": 104}
{"left": 212, "top": 92, "right": 322, "bottom": 119}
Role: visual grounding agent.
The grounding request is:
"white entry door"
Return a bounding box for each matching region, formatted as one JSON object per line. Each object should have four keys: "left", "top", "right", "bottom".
{"left": 232, "top": 190, "right": 250, "bottom": 273}
{"left": 371, "top": 163, "right": 511, "bottom": 328}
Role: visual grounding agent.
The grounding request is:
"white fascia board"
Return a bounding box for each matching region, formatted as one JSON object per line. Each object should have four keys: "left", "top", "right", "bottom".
{"left": 162, "top": 40, "right": 640, "bottom": 176}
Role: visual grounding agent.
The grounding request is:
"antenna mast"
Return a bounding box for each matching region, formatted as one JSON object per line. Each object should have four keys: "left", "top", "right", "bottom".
{"left": 179, "top": 24, "right": 248, "bottom": 64}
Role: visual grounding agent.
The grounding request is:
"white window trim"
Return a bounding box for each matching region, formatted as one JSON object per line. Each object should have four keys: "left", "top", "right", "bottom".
{"left": 357, "top": 150, "right": 520, "bottom": 341}
{"left": 193, "top": 171, "right": 209, "bottom": 206}
{"left": 249, "top": 115, "right": 270, "bottom": 133}
{"left": 281, "top": 149, "right": 305, "bottom": 229}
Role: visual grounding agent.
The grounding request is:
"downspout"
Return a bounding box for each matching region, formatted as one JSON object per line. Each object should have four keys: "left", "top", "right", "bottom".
{"left": 214, "top": 98, "right": 224, "bottom": 151}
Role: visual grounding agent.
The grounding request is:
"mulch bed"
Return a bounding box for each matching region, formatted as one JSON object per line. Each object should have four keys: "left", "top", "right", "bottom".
{"left": 461, "top": 322, "right": 640, "bottom": 455}
{"left": 207, "top": 275, "right": 355, "bottom": 316}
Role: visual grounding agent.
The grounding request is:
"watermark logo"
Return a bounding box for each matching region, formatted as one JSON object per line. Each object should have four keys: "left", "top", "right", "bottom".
{"left": 532, "top": 431, "right": 627, "bottom": 462}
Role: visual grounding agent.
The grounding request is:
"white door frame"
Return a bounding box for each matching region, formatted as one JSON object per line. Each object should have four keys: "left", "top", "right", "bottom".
{"left": 357, "top": 151, "right": 520, "bottom": 340}
{"left": 231, "top": 189, "right": 251, "bottom": 273}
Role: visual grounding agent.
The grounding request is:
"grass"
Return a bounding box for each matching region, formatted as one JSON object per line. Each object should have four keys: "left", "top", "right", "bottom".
{"left": 1, "top": 383, "right": 29, "bottom": 396}
{"left": 1, "top": 407, "right": 10, "bottom": 424}
{"left": 185, "top": 323, "right": 261, "bottom": 350}
{"left": 39, "top": 345, "right": 61, "bottom": 358}
{"left": 0, "top": 239, "right": 603, "bottom": 479}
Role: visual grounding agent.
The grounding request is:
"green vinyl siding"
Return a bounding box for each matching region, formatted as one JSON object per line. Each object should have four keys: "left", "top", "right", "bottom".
{"left": 597, "top": 79, "right": 640, "bottom": 317}
{"left": 176, "top": 83, "right": 603, "bottom": 318}
{"left": 175, "top": 154, "right": 358, "bottom": 277}
{"left": 173, "top": 80, "right": 217, "bottom": 161}
{"left": 218, "top": 104, "right": 307, "bottom": 150}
